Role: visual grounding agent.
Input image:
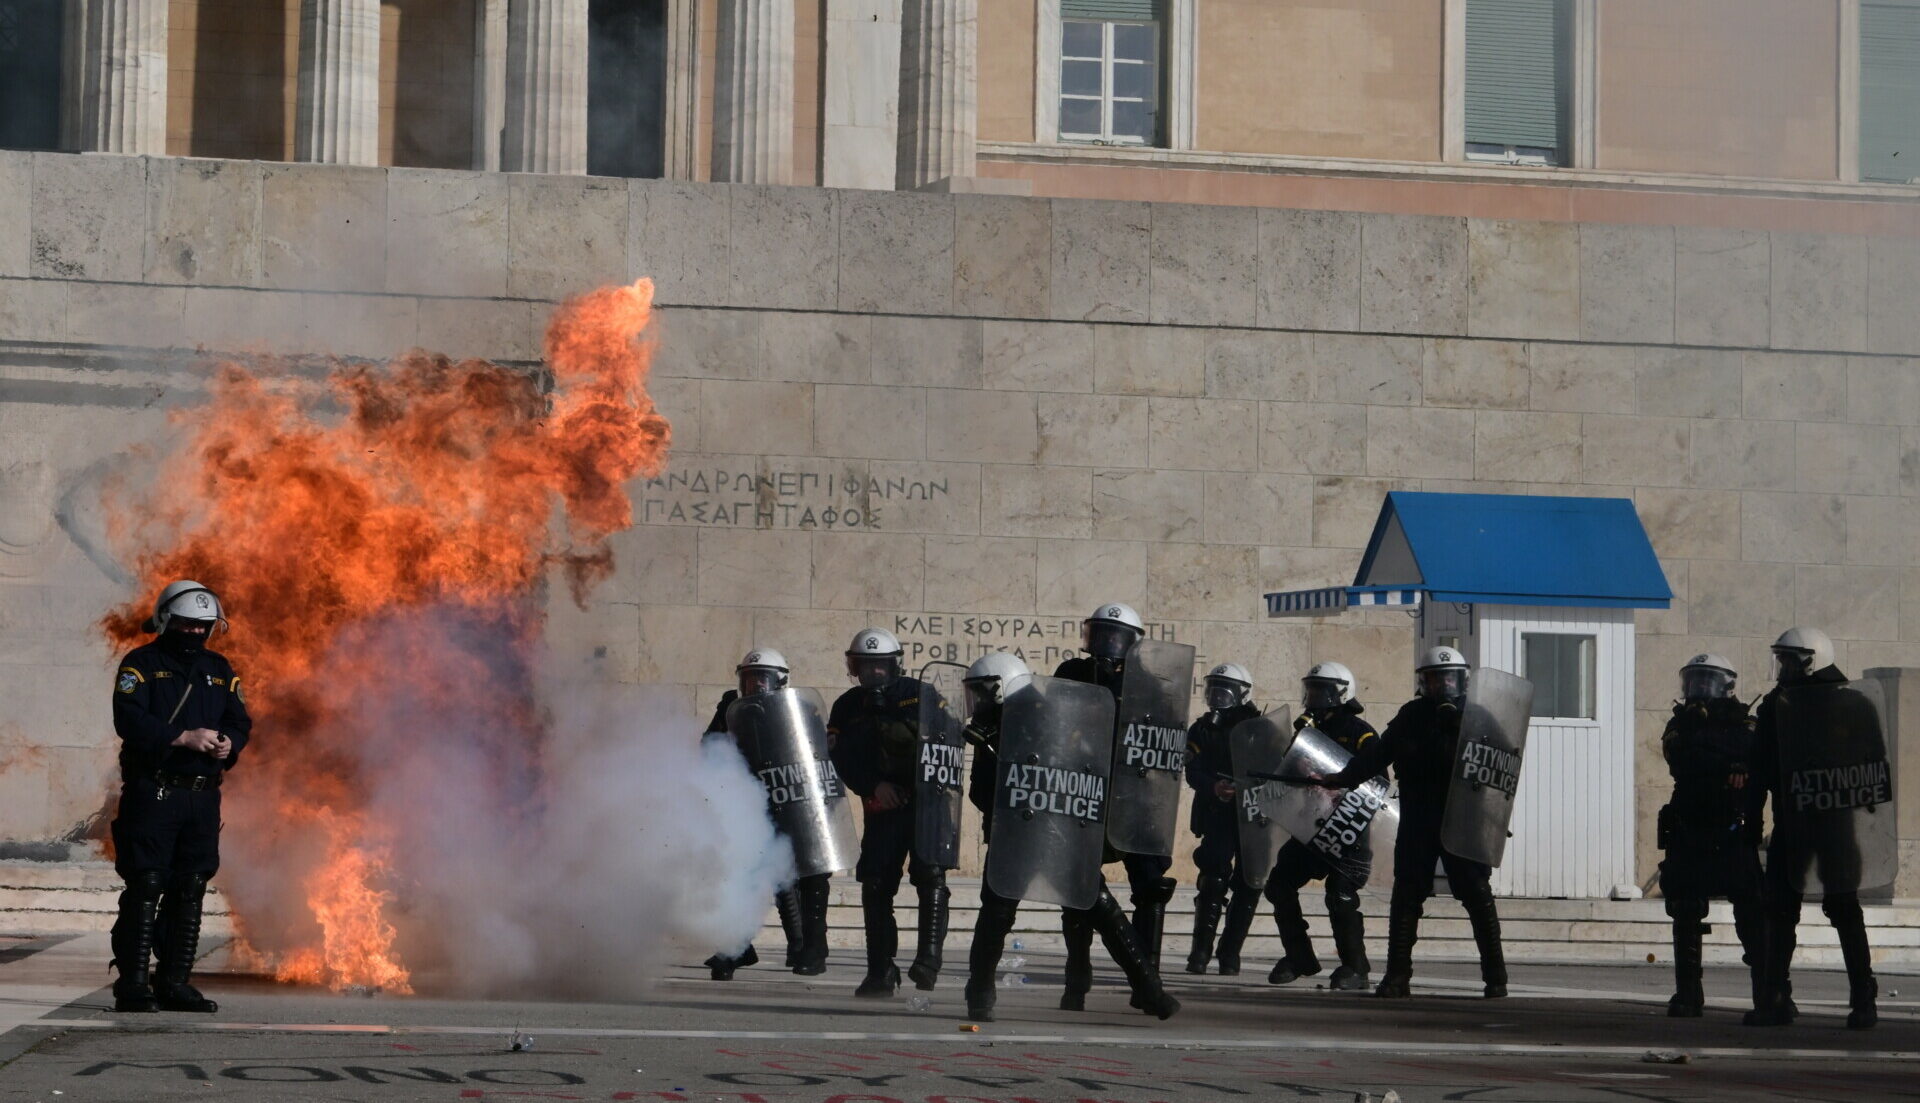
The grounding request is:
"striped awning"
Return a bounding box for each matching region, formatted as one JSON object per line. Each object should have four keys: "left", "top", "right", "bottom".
{"left": 1265, "top": 586, "right": 1423, "bottom": 618}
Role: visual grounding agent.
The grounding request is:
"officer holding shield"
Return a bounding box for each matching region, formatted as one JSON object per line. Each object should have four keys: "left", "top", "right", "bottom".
{"left": 1264, "top": 662, "right": 1380, "bottom": 990}
{"left": 828, "top": 628, "right": 954, "bottom": 998}
{"left": 702, "top": 649, "right": 811, "bottom": 981}
{"left": 1748, "top": 627, "right": 1890, "bottom": 1030}
{"left": 1320, "top": 647, "right": 1509, "bottom": 999}
{"left": 1181, "top": 663, "right": 1263, "bottom": 975}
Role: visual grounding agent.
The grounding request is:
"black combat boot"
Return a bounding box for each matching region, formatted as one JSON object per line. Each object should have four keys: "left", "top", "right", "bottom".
{"left": 1667, "top": 912, "right": 1705, "bottom": 1017}
{"left": 1731, "top": 898, "right": 1771, "bottom": 1023}
{"left": 707, "top": 945, "right": 759, "bottom": 981}
{"left": 1215, "top": 886, "right": 1258, "bottom": 976}
{"left": 153, "top": 873, "right": 218, "bottom": 1013}
{"left": 1090, "top": 889, "right": 1178, "bottom": 1020}
{"left": 966, "top": 891, "right": 1020, "bottom": 1022}
{"left": 110, "top": 871, "right": 165, "bottom": 1014}
{"left": 907, "top": 879, "right": 950, "bottom": 991}
{"left": 1827, "top": 896, "right": 1878, "bottom": 1030}
{"left": 1059, "top": 908, "right": 1094, "bottom": 1011}
{"left": 1462, "top": 891, "right": 1508, "bottom": 999}
{"left": 791, "top": 875, "right": 830, "bottom": 977}
{"left": 1266, "top": 884, "right": 1323, "bottom": 984}
{"left": 775, "top": 888, "right": 804, "bottom": 969}
{"left": 855, "top": 882, "right": 901, "bottom": 997}
{"left": 1185, "top": 874, "right": 1228, "bottom": 975}
{"left": 1326, "top": 889, "right": 1371, "bottom": 991}
{"left": 1745, "top": 903, "right": 1799, "bottom": 1026}
{"left": 1374, "top": 897, "right": 1421, "bottom": 999}
{"left": 1130, "top": 877, "right": 1175, "bottom": 973}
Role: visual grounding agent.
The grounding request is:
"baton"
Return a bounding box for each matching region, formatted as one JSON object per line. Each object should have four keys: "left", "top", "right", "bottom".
{"left": 1250, "top": 771, "right": 1322, "bottom": 785}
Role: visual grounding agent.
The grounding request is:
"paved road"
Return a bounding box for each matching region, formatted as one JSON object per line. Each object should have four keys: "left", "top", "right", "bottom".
{"left": 1, "top": 933, "right": 1916, "bottom": 1102}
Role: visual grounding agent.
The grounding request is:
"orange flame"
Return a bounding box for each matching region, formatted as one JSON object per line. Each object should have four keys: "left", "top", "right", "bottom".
{"left": 101, "top": 280, "right": 670, "bottom": 991}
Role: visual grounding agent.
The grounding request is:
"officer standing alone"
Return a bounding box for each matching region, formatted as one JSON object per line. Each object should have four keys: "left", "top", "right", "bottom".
{"left": 109, "top": 580, "right": 252, "bottom": 1014}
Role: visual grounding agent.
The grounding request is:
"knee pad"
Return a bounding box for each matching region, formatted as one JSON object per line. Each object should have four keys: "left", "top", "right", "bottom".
{"left": 124, "top": 870, "right": 167, "bottom": 903}
{"left": 909, "top": 869, "right": 946, "bottom": 892}
{"left": 1325, "top": 888, "right": 1360, "bottom": 918}
{"left": 1822, "top": 894, "right": 1864, "bottom": 926}
{"left": 1664, "top": 896, "right": 1708, "bottom": 923}
{"left": 169, "top": 872, "right": 211, "bottom": 903}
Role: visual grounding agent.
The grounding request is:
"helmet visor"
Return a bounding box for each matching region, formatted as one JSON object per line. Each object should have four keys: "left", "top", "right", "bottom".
{"left": 1680, "top": 668, "right": 1733, "bottom": 702}
{"left": 848, "top": 655, "right": 898, "bottom": 689}
{"left": 739, "top": 668, "right": 784, "bottom": 697}
{"left": 1204, "top": 681, "right": 1241, "bottom": 712}
{"left": 1771, "top": 648, "right": 1814, "bottom": 682}
{"left": 1085, "top": 622, "right": 1138, "bottom": 661}
{"left": 1302, "top": 679, "right": 1344, "bottom": 712}
{"left": 964, "top": 680, "right": 1000, "bottom": 725}
{"left": 1418, "top": 667, "right": 1468, "bottom": 702}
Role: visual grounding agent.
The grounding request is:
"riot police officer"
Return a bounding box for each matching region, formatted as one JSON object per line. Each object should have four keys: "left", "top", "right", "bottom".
{"left": 1749, "top": 627, "right": 1885, "bottom": 1029}
{"left": 110, "top": 580, "right": 252, "bottom": 1014}
{"left": 702, "top": 649, "right": 810, "bottom": 980}
{"left": 1320, "top": 647, "right": 1507, "bottom": 999}
{"left": 961, "top": 652, "right": 1179, "bottom": 1022}
{"left": 1657, "top": 653, "right": 1768, "bottom": 1018}
{"left": 1181, "top": 663, "right": 1262, "bottom": 975}
{"left": 1053, "top": 602, "right": 1178, "bottom": 1008}
{"left": 1265, "top": 661, "right": 1380, "bottom": 990}
{"left": 829, "top": 628, "right": 952, "bottom": 997}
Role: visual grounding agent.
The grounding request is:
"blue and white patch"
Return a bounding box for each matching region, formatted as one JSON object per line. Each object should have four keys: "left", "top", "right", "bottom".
{"left": 116, "top": 670, "right": 138, "bottom": 695}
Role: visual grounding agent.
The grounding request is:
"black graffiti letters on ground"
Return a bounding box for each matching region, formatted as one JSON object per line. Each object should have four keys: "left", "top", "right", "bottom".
{"left": 759, "top": 759, "right": 845, "bottom": 809}
{"left": 919, "top": 741, "right": 964, "bottom": 789}
{"left": 1003, "top": 762, "right": 1107, "bottom": 821}
{"left": 1120, "top": 722, "right": 1185, "bottom": 773}
{"left": 1313, "top": 781, "right": 1388, "bottom": 860}
{"left": 1458, "top": 740, "right": 1521, "bottom": 798}
{"left": 1790, "top": 759, "right": 1893, "bottom": 813}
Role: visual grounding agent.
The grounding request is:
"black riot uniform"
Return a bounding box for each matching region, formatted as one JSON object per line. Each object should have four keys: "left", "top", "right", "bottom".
{"left": 1180, "top": 700, "right": 1262, "bottom": 975}
{"left": 702, "top": 691, "right": 812, "bottom": 979}
{"left": 109, "top": 628, "right": 252, "bottom": 1013}
{"left": 1264, "top": 701, "right": 1380, "bottom": 989}
{"left": 1750, "top": 664, "right": 1882, "bottom": 1029}
{"left": 962, "top": 709, "right": 1179, "bottom": 1022}
{"left": 1657, "top": 696, "right": 1768, "bottom": 1018}
{"left": 1052, "top": 654, "right": 1179, "bottom": 1006}
{"left": 1324, "top": 694, "right": 1507, "bottom": 998}
{"left": 828, "top": 676, "right": 952, "bottom": 995}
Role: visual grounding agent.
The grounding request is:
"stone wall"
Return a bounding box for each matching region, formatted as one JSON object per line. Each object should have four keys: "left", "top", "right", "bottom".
{"left": 0, "top": 150, "right": 1916, "bottom": 887}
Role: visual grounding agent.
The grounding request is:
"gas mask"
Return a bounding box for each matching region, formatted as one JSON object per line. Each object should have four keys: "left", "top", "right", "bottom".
{"left": 849, "top": 656, "right": 898, "bottom": 691}
{"left": 161, "top": 618, "right": 217, "bottom": 654}
{"left": 1302, "top": 680, "right": 1343, "bottom": 713}
{"left": 1086, "top": 623, "right": 1138, "bottom": 662}
{"left": 1419, "top": 668, "right": 1469, "bottom": 710}
{"left": 1680, "top": 668, "right": 1733, "bottom": 703}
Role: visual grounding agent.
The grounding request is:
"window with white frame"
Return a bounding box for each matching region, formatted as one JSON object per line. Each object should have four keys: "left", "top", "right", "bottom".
{"left": 1522, "top": 632, "right": 1596, "bottom": 720}
{"left": 1059, "top": 2, "right": 1162, "bottom": 146}
{"left": 1862, "top": 2, "right": 1920, "bottom": 184}
{"left": 1464, "top": 0, "right": 1573, "bottom": 166}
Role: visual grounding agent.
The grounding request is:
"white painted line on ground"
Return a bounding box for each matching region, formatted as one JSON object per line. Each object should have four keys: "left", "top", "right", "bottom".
{"left": 24, "top": 1018, "right": 1920, "bottom": 1062}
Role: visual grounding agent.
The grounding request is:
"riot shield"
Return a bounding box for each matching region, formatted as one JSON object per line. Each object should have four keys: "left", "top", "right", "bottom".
{"left": 1773, "top": 674, "right": 1896, "bottom": 896}
{"left": 727, "top": 687, "right": 859, "bottom": 879}
{"left": 984, "top": 675, "right": 1116, "bottom": 910}
{"left": 1227, "top": 708, "right": 1293, "bottom": 892}
{"left": 1265, "top": 723, "right": 1400, "bottom": 888}
{"left": 913, "top": 661, "right": 969, "bottom": 869}
{"left": 1106, "top": 639, "right": 1197, "bottom": 856}
{"left": 1439, "top": 668, "right": 1534, "bottom": 868}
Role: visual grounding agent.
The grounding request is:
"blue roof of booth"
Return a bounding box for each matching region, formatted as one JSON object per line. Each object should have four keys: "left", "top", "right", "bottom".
{"left": 1351, "top": 492, "right": 1673, "bottom": 609}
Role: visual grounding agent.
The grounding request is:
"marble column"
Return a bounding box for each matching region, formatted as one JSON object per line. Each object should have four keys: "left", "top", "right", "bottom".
{"left": 711, "top": 0, "right": 795, "bottom": 185}
{"left": 296, "top": 0, "right": 381, "bottom": 165}
{"left": 502, "top": 0, "right": 589, "bottom": 174}
{"left": 70, "top": 0, "right": 169, "bottom": 154}
{"left": 896, "top": 0, "right": 976, "bottom": 190}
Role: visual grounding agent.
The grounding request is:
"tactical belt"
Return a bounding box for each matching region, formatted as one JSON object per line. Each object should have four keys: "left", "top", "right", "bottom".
{"left": 150, "top": 771, "right": 220, "bottom": 791}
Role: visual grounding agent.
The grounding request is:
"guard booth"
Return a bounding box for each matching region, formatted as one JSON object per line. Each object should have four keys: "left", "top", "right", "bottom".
{"left": 1267, "top": 492, "right": 1673, "bottom": 900}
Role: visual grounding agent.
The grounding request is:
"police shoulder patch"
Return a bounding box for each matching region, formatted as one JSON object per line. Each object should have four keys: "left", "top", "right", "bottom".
{"left": 116, "top": 669, "right": 139, "bottom": 694}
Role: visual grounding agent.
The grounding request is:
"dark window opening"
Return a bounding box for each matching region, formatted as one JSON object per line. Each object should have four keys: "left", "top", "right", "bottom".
{"left": 0, "top": 0, "right": 64, "bottom": 151}
{"left": 588, "top": 0, "right": 666, "bottom": 178}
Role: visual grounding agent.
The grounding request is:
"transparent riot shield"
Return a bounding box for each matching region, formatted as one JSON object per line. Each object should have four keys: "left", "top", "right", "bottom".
{"left": 1227, "top": 708, "right": 1293, "bottom": 892}
{"left": 727, "top": 687, "right": 859, "bottom": 879}
{"left": 1107, "top": 639, "right": 1197, "bottom": 857}
{"left": 1264, "top": 724, "right": 1400, "bottom": 888}
{"left": 1439, "top": 668, "right": 1534, "bottom": 868}
{"left": 984, "top": 676, "right": 1116, "bottom": 910}
{"left": 1773, "top": 673, "right": 1896, "bottom": 896}
{"left": 913, "top": 661, "right": 969, "bottom": 870}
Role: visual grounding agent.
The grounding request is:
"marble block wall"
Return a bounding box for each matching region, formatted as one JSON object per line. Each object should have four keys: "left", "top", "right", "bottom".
{"left": 1, "top": 151, "right": 1917, "bottom": 887}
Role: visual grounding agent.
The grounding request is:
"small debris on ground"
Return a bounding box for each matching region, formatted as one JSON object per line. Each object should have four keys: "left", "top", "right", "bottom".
{"left": 1642, "top": 1051, "right": 1691, "bottom": 1064}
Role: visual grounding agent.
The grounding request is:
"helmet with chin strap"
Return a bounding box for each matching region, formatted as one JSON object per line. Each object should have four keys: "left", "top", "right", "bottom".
{"left": 963, "top": 652, "right": 1032, "bottom": 724}
{"left": 1679, "top": 652, "right": 1737, "bottom": 702}
{"left": 146, "top": 580, "right": 226, "bottom": 636}
{"left": 1203, "top": 662, "right": 1253, "bottom": 712}
{"left": 1302, "top": 660, "right": 1355, "bottom": 711}
{"left": 846, "top": 627, "right": 904, "bottom": 688}
{"left": 736, "top": 648, "right": 791, "bottom": 694}
{"left": 1082, "top": 602, "right": 1145, "bottom": 661}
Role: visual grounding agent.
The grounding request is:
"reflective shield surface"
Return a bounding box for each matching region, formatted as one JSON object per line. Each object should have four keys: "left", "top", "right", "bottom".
{"left": 984, "top": 676, "right": 1117, "bottom": 910}
{"left": 728, "top": 687, "right": 859, "bottom": 878}
{"left": 1439, "top": 668, "right": 1534, "bottom": 868}
{"left": 1107, "top": 639, "right": 1197, "bottom": 856}
{"left": 1227, "top": 708, "right": 1293, "bottom": 892}
{"left": 913, "top": 661, "right": 969, "bottom": 869}
{"left": 1268, "top": 723, "right": 1399, "bottom": 888}
{"left": 1773, "top": 673, "right": 1896, "bottom": 895}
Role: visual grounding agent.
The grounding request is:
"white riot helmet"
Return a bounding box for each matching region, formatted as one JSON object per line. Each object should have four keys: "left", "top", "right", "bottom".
{"left": 146, "top": 580, "right": 226, "bottom": 643}
{"left": 846, "top": 627, "right": 904, "bottom": 689}
{"left": 1302, "top": 660, "right": 1355, "bottom": 712}
{"left": 1679, "top": 652, "right": 1737, "bottom": 702}
{"left": 736, "top": 648, "right": 790, "bottom": 696}
{"left": 1203, "top": 663, "right": 1253, "bottom": 713}
{"left": 1082, "top": 602, "right": 1145, "bottom": 662}
{"left": 1771, "top": 626, "right": 1833, "bottom": 682}
{"left": 963, "top": 652, "right": 1032, "bottom": 724}
{"left": 1415, "top": 646, "right": 1470, "bottom": 705}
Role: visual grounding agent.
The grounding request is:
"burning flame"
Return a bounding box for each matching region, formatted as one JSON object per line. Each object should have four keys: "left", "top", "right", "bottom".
{"left": 101, "top": 280, "right": 670, "bottom": 991}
